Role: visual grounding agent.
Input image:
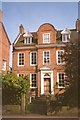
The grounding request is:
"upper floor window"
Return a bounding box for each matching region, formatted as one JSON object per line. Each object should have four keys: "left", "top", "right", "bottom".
{"left": 43, "top": 33, "right": 50, "bottom": 43}
{"left": 23, "top": 32, "right": 33, "bottom": 44}
{"left": 62, "top": 34, "right": 70, "bottom": 42}
{"left": 43, "top": 51, "right": 50, "bottom": 65}
{"left": 2, "top": 60, "right": 6, "bottom": 71}
{"left": 57, "top": 72, "right": 65, "bottom": 88}
{"left": 56, "top": 50, "right": 64, "bottom": 65}
{"left": 24, "top": 37, "right": 32, "bottom": 44}
{"left": 18, "top": 53, "right": 24, "bottom": 66}
{"left": 61, "top": 28, "right": 71, "bottom": 42}
{"left": 30, "top": 52, "right": 37, "bottom": 66}
{"left": 30, "top": 73, "right": 37, "bottom": 88}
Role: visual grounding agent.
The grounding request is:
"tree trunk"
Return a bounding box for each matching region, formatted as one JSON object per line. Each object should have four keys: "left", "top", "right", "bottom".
{"left": 21, "top": 94, "right": 26, "bottom": 113}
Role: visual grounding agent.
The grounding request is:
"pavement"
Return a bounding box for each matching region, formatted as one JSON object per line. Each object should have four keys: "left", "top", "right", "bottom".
{"left": 1, "top": 114, "right": 80, "bottom": 120}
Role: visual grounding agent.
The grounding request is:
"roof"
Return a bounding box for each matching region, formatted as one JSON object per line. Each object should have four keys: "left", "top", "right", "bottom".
{"left": 13, "top": 23, "right": 78, "bottom": 47}
{"left": 23, "top": 31, "right": 33, "bottom": 37}
{"left": 37, "top": 23, "right": 57, "bottom": 32}
{"left": 61, "top": 28, "right": 71, "bottom": 34}
{"left": 13, "top": 32, "right": 38, "bottom": 47}
{"left": 56, "top": 29, "right": 77, "bottom": 43}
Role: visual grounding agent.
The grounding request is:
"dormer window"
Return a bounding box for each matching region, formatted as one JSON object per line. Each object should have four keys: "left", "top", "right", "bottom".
{"left": 24, "top": 37, "right": 32, "bottom": 44}
{"left": 62, "top": 34, "right": 70, "bottom": 42}
{"left": 61, "top": 28, "right": 71, "bottom": 42}
{"left": 23, "top": 32, "right": 33, "bottom": 44}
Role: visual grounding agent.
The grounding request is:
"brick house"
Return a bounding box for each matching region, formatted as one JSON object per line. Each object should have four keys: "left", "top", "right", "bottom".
{"left": 12, "top": 19, "right": 80, "bottom": 102}
{"left": 0, "top": 10, "right": 11, "bottom": 73}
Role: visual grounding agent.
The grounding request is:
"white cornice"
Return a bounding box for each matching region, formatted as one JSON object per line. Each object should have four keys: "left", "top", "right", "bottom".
{"left": 36, "top": 44, "right": 65, "bottom": 48}
{"left": 14, "top": 44, "right": 65, "bottom": 50}
{"left": 23, "top": 32, "right": 33, "bottom": 37}
{"left": 61, "top": 28, "right": 71, "bottom": 34}
{"left": 15, "top": 46, "right": 36, "bottom": 50}
{"left": 40, "top": 66, "right": 52, "bottom": 70}
{"left": 13, "top": 33, "right": 21, "bottom": 45}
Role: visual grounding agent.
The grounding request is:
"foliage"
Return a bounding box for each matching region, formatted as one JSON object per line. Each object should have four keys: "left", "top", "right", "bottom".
{"left": 78, "top": 32, "right": 80, "bottom": 109}
{"left": 62, "top": 37, "right": 78, "bottom": 107}
{"left": 2, "top": 73, "right": 30, "bottom": 105}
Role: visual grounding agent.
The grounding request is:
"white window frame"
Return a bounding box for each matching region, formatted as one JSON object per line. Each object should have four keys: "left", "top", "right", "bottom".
{"left": 43, "top": 50, "right": 50, "bottom": 65}
{"left": 57, "top": 72, "right": 65, "bottom": 88}
{"left": 43, "top": 33, "right": 50, "bottom": 43}
{"left": 17, "top": 73, "right": 25, "bottom": 77}
{"left": 56, "top": 50, "right": 65, "bottom": 65}
{"left": 2, "top": 60, "right": 6, "bottom": 71}
{"left": 30, "top": 51, "right": 37, "bottom": 66}
{"left": 24, "top": 37, "right": 32, "bottom": 44}
{"left": 30, "top": 96, "right": 35, "bottom": 103}
{"left": 30, "top": 73, "right": 37, "bottom": 89}
{"left": 62, "top": 34, "right": 70, "bottom": 42}
{"left": 18, "top": 52, "right": 25, "bottom": 66}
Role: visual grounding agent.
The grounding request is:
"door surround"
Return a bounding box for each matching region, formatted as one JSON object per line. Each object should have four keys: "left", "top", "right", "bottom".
{"left": 40, "top": 67, "right": 54, "bottom": 95}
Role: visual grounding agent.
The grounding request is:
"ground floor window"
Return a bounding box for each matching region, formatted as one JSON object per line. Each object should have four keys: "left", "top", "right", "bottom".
{"left": 30, "top": 73, "right": 37, "bottom": 88}
{"left": 17, "top": 73, "right": 24, "bottom": 77}
{"left": 57, "top": 72, "right": 65, "bottom": 88}
{"left": 30, "top": 96, "right": 35, "bottom": 103}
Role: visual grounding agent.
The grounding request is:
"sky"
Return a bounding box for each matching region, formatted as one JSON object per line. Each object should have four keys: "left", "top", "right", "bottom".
{"left": 2, "top": 2, "right": 78, "bottom": 67}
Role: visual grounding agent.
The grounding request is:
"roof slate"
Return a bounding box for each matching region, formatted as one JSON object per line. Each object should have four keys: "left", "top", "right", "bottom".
{"left": 13, "top": 27, "right": 77, "bottom": 47}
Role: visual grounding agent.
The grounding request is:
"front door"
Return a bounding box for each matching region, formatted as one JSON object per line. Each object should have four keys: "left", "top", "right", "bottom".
{"left": 44, "top": 78, "right": 51, "bottom": 94}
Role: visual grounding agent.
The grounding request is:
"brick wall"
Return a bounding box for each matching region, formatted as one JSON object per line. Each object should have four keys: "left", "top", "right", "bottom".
{"left": 12, "top": 49, "right": 37, "bottom": 75}
{"left": 2, "top": 24, "right": 10, "bottom": 73}
{"left": 0, "top": 11, "right": 10, "bottom": 73}
{"left": 12, "top": 23, "right": 64, "bottom": 96}
{"left": 37, "top": 23, "right": 56, "bottom": 44}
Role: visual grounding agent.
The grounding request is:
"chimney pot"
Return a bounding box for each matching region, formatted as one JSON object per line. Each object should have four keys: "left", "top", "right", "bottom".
{"left": 0, "top": 9, "right": 2, "bottom": 22}
{"left": 19, "top": 24, "right": 24, "bottom": 34}
{"left": 76, "top": 19, "right": 80, "bottom": 32}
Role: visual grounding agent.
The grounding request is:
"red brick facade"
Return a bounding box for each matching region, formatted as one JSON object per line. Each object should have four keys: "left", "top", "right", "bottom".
{"left": 12, "top": 20, "right": 80, "bottom": 100}
{"left": 0, "top": 10, "right": 11, "bottom": 73}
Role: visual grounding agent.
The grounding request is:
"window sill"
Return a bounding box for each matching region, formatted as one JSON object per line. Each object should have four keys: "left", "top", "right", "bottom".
{"left": 18, "top": 65, "right": 24, "bottom": 67}
{"left": 30, "top": 64, "right": 37, "bottom": 66}
{"left": 43, "top": 63, "right": 50, "bottom": 65}
{"left": 30, "top": 87, "right": 37, "bottom": 89}
{"left": 57, "top": 86, "right": 65, "bottom": 89}
{"left": 43, "top": 42, "right": 50, "bottom": 44}
{"left": 57, "top": 63, "right": 65, "bottom": 65}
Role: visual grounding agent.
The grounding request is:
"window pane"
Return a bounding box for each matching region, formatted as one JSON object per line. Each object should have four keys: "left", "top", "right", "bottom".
{"left": 58, "top": 73, "right": 65, "bottom": 88}
{"left": 19, "top": 53, "right": 24, "bottom": 65}
{"left": 58, "top": 51, "right": 64, "bottom": 64}
{"left": 31, "top": 52, "right": 37, "bottom": 65}
{"left": 43, "top": 33, "right": 50, "bottom": 43}
{"left": 62, "top": 34, "right": 70, "bottom": 42}
{"left": 44, "top": 51, "right": 50, "bottom": 64}
{"left": 27, "top": 37, "right": 30, "bottom": 44}
{"left": 31, "top": 74, "right": 37, "bottom": 87}
{"left": 19, "top": 74, "right": 24, "bottom": 77}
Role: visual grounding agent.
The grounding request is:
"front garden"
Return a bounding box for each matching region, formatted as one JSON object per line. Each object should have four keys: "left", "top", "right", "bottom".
{"left": 2, "top": 73, "right": 79, "bottom": 117}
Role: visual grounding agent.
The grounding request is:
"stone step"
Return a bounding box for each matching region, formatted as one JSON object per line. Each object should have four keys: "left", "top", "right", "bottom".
{"left": 32, "top": 95, "right": 56, "bottom": 104}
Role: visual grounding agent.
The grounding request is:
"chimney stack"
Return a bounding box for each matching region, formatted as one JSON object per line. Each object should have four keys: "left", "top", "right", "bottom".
{"left": 0, "top": 9, "right": 2, "bottom": 22}
{"left": 19, "top": 24, "right": 24, "bottom": 34}
{"left": 76, "top": 19, "right": 80, "bottom": 32}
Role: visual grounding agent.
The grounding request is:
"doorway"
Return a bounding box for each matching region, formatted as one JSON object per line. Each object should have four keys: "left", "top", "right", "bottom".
{"left": 44, "top": 78, "right": 51, "bottom": 94}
